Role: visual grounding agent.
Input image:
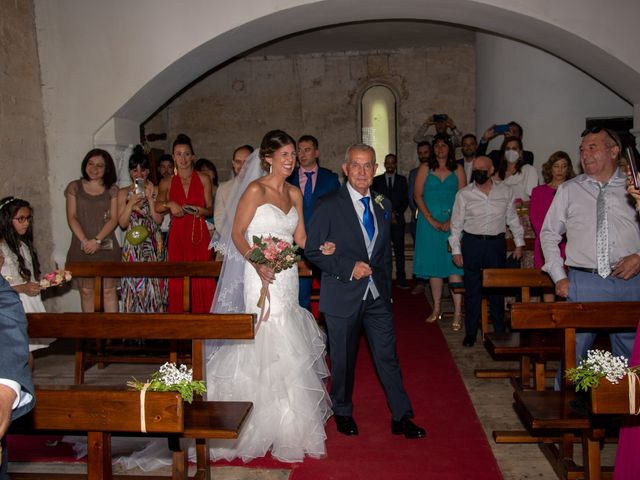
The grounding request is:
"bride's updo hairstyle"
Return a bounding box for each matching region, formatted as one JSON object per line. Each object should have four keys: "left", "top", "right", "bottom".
{"left": 259, "top": 130, "right": 296, "bottom": 172}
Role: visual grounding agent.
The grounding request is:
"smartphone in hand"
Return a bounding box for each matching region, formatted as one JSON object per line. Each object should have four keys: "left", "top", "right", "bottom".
{"left": 494, "top": 124, "right": 510, "bottom": 134}
{"left": 183, "top": 205, "right": 199, "bottom": 215}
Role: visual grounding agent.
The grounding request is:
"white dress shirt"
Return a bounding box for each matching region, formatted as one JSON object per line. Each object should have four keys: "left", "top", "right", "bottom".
{"left": 214, "top": 178, "right": 236, "bottom": 233}
{"left": 0, "top": 379, "right": 31, "bottom": 410}
{"left": 448, "top": 179, "right": 525, "bottom": 255}
{"left": 497, "top": 164, "right": 539, "bottom": 202}
{"left": 541, "top": 168, "right": 640, "bottom": 283}
{"left": 461, "top": 158, "right": 474, "bottom": 183}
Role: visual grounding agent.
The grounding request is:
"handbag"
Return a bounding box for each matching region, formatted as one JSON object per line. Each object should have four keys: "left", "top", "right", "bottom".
{"left": 125, "top": 225, "right": 149, "bottom": 245}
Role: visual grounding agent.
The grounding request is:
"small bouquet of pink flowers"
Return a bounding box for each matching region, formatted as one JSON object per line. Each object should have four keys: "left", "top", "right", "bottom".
{"left": 40, "top": 270, "right": 72, "bottom": 289}
{"left": 245, "top": 235, "right": 300, "bottom": 308}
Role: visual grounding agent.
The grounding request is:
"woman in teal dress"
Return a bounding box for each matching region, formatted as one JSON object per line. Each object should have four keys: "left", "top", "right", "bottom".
{"left": 413, "top": 133, "right": 466, "bottom": 330}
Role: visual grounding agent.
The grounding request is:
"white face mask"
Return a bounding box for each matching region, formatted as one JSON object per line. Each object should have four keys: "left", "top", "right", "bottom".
{"left": 505, "top": 150, "right": 520, "bottom": 163}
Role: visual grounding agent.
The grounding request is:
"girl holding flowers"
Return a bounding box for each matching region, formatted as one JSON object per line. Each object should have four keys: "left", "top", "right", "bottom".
{"left": 0, "top": 196, "right": 53, "bottom": 352}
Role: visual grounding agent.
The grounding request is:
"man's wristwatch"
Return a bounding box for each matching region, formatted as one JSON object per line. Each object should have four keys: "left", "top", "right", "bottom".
{"left": 95, "top": 238, "right": 102, "bottom": 245}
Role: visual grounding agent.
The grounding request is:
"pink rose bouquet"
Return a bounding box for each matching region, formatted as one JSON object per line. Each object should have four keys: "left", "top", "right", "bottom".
{"left": 40, "top": 270, "right": 72, "bottom": 289}
{"left": 246, "top": 235, "right": 300, "bottom": 309}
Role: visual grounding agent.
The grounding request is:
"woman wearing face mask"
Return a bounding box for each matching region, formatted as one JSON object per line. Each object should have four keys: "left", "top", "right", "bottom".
{"left": 495, "top": 137, "right": 539, "bottom": 268}
{"left": 413, "top": 133, "right": 466, "bottom": 329}
{"left": 495, "top": 137, "right": 539, "bottom": 205}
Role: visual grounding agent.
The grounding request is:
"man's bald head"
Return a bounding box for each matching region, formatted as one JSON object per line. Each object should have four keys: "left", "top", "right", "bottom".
{"left": 472, "top": 155, "right": 494, "bottom": 174}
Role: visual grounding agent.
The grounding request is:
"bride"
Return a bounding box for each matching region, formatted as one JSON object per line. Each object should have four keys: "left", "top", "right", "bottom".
{"left": 207, "top": 129, "right": 333, "bottom": 462}
{"left": 71, "top": 131, "right": 333, "bottom": 469}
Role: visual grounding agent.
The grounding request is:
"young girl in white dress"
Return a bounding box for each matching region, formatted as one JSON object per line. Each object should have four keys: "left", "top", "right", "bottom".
{"left": 0, "top": 196, "right": 52, "bottom": 353}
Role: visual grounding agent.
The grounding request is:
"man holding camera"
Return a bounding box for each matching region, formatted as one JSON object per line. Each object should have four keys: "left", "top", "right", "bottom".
{"left": 413, "top": 114, "right": 462, "bottom": 150}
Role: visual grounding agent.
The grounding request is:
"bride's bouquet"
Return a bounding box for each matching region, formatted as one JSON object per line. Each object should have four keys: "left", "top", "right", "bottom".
{"left": 245, "top": 235, "right": 300, "bottom": 309}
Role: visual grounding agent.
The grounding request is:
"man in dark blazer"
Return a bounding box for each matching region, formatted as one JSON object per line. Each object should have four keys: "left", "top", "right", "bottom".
{"left": 306, "top": 144, "right": 425, "bottom": 439}
{"left": 0, "top": 274, "right": 35, "bottom": 478}
{"left": 372, "top": 153, "right": 409, "bottom": 289}
{"left": 287, "top": 135, "right": 340, "bottom": 310}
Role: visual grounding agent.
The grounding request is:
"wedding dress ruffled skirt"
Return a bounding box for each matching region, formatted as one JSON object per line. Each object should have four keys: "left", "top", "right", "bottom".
{"left": 207, "top": 204, "right": 332, "bottom": 462}
{"left": 67, "top": 204, "right": 331, "bottom": 469}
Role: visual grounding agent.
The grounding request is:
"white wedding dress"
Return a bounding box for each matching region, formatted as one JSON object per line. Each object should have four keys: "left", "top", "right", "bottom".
{"left": 206, "top": 203, "right": 332, "bottom": 462}
{"left": 69, "top": 203, "right": 331, "bottom": 469}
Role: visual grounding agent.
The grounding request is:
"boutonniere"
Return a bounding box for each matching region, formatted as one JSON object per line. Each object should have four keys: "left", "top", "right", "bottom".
{"left": 374, "top": 194, "right": 385, "bottom": 210}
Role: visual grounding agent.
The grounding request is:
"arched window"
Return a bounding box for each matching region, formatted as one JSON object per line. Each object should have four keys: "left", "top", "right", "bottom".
{"left": 360, "top": 85, "right": 397, "bottom": 174}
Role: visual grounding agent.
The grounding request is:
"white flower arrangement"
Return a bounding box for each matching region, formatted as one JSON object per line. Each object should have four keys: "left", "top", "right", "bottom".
{"left": 127, "top": 362, "right": 206, "bottom": 403}
{"left": 566, "top": 349, "right": 636, "bottom": 392}
{"left": 374, "top": 194, "right": 385, "bottom": 210}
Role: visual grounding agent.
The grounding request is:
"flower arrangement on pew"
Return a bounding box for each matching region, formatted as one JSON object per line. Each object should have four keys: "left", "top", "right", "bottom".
{"left": 566, "top": 349, "right": 637, "bottom": 392}
{"left": 128, "top": 362, "right": 206, "bottom": 403}
{"left": 245, "top": 235, "right": 300, "bottom": 309}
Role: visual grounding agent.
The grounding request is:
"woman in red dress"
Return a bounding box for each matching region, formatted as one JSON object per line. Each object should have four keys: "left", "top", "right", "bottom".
{"left": 156, "top": 134, "right": 215, "bottom": 312}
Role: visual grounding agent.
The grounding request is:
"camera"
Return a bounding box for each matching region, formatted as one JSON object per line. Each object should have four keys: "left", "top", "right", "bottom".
{"left": 433, "top": 114, "right": 448, "bottom": 123}
{"left": 134, "top": 178, "right": 145, "bottom": 199}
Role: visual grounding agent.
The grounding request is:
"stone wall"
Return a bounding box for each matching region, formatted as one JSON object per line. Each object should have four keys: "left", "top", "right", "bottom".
{"left": 144, "top": 44, "right": 475, "bottom": 180}
{"left": 0, "top": 1, "right": 52, "bottom": 273}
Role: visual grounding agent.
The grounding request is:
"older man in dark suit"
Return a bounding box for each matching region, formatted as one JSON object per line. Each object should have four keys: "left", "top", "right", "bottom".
{"left": 372, "top": 154, "right": 409, "bottom": 289}
{"left": 287, "top": 135, "right": 340, "bottom": 310}
{"left": 0, "top": 273, "right": 35, "bottom": 478}
{"left": 306, "top": 144, "right": 424, "bottom": 439}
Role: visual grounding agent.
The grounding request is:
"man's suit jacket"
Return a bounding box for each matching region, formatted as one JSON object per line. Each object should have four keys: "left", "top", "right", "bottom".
{"left": 287, "top": 166, "right": 340, "bottom": 230}
{"left": 306, "top": 184, "right": 392, "bottom": 318}
{"left": 0, "top": 275, "right": 35, "bottom": 422}
{"left": 372, "top": 173, "right": 409, "bottom": 225}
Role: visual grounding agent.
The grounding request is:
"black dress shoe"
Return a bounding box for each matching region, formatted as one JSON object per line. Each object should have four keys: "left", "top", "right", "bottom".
{"left": 462, "top": 334, "right": 476, "bottom": 347}
{"left": 391, "top": 416, "right": 426, "bottom": 439}
{"left": 335, "top": 415, "right": 358, "bottom": 436}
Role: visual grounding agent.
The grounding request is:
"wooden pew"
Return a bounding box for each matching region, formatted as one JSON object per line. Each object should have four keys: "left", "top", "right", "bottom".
{"left": 510, "top": 301, "right": 640, "bottom": 480}
{"left": 475, "top": 268, "right": 559, "bottom": 391}
{"left": 65, "top": 261, "right": 313, "bottom": 383}
{"left": 17, "top": 311, "right": 255, "bottom": 480}
{"left": 11, "top": 386, "right": 185, "bottom": 480}
{"left": 445, "top": 237, "right": 534, "bottom": 331}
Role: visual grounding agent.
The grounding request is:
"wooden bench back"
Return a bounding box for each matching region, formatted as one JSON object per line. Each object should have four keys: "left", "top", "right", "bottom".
{"left": 482, "top": 268, "right": 553, "bottom": 302}
{"left": 511, "top": 301, "right": 639, "bottom": 389}
{"left": 16, "top": 385, "right": 184, "bottom": 433}
{"left": 27, "top": 312, "right": 255, "bottom": 382}
{"left": 65, "top": 260, "right": 312, "bottom": 311}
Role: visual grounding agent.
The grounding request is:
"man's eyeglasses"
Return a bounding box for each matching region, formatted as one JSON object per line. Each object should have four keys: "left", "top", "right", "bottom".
{"left": 13, "top": 215, "right": 33, "bottom": 224}
{"left": 581, "top": 126, "right": 621, "bottom": 148}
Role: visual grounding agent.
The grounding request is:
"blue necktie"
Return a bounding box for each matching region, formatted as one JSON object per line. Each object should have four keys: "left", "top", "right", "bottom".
{"left": 303, "top": 171, "right": 314, "bottom": 206}
{"left": 360, "top": 196, "right": 375, "bottom": 241}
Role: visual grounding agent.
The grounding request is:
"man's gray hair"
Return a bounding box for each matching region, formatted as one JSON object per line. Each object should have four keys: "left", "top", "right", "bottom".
{"left": 345, "top": 143, "right": 376, "bottom": 164}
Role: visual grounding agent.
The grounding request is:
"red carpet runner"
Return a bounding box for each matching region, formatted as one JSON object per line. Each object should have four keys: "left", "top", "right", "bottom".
{"left": 214, "top": 285, "right": 503, "bottom": 479}
{"left": 8, "top": 285, "right": 502, "bottom": 479}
